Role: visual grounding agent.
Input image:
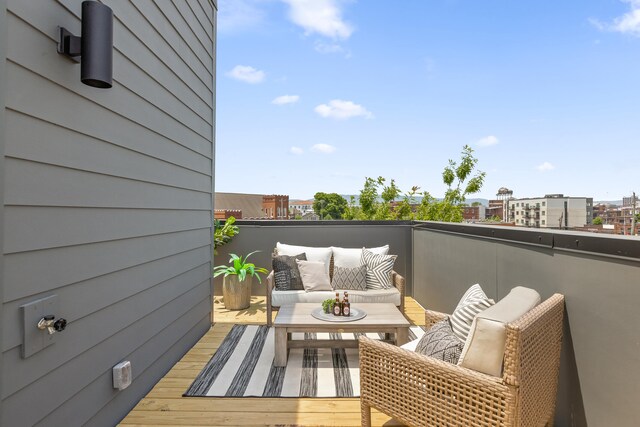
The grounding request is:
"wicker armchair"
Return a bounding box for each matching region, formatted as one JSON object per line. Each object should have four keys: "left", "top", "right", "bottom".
{"left": 359, "top": 293, "right": 565, "bottom": 427}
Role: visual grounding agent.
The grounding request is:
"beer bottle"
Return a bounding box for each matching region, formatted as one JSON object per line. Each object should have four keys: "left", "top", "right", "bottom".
{"left": 342, "top": 291, "right": 350, "bottom": 317}
{"left": 333, "top": 292, "right": 342, "bottom": 316}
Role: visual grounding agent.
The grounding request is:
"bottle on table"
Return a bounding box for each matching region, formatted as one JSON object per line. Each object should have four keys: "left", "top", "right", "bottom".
{"left": 333, "top": 292, "right": 342, "bottom": 316}
{"left": 342, "top": 291, "right": 350, "bottom": 316}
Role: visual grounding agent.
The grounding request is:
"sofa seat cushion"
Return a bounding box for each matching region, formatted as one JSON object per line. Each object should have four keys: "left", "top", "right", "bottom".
{"left": 458, "top": 286, "right": 541, "bottom": 377}
{"left": 271, "top": 288, "right": 401, "bottom": 307}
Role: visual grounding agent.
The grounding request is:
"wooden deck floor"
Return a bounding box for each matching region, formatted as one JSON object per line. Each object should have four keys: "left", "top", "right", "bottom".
{"left": 119, "top": 296, "right": 426, "bottom": 427}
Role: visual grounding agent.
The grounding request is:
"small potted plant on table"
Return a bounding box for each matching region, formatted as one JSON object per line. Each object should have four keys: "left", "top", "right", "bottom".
{"left": 214, "top": 251, "right": 268, "bottom": 310}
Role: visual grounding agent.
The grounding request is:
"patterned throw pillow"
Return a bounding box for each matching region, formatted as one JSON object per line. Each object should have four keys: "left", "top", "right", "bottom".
{"left": 272, "top": 253, "right": 307, "bottom": 291}
{"left": 331, "top": 265, "right": 367, "bottom": 290}
{"left": 360, "top": 249, "right": 397, "bottom": 290}
{"left": 415, "top": 319, "right": 465, "bottom": 364}
{"left": 450, "top": 284, "right": 495, "bottom": 341}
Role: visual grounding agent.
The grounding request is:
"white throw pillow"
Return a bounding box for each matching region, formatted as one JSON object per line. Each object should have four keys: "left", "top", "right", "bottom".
{"left": 277, "top": 242, "right": 332, "bottom": 277}
{"left": 458, "top": 286, "right": 541, "bottom": 377}
{"left": 295, "top": 260, "right": 332, "bottom": 292}
{"left": 331, "top": 245, "right": 389, "bottom": 268}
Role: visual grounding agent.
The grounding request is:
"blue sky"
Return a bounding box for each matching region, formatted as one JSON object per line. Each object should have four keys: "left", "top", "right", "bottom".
{"left": 215, "top": 0, "right": 640, "bottom": 201}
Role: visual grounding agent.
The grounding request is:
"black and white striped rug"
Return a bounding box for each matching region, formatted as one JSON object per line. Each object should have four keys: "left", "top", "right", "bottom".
{"left": 184, "top": 324, "right": 424, "bottom": 398}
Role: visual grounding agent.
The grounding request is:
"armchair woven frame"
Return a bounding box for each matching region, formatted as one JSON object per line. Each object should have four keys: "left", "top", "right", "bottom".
{"left": 265, "top": 250, "right": 405, "bottom": 327}
{"left": 359, "top": 293, "right": 565, "bottom": 427}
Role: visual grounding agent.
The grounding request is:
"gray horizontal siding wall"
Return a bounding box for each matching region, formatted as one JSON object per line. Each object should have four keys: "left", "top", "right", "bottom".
{"left": 1, "top": 1, "right": 216, "bottom": 426}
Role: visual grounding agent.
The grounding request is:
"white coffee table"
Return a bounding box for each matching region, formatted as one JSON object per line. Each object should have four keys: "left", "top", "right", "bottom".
{"left": 273, "top": 303, "right": 410, "bottom": 367}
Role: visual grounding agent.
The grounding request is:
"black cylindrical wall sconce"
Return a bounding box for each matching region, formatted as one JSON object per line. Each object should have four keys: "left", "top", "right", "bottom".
{"left": 57, "top": 1, "right": 113, "bottom": 89}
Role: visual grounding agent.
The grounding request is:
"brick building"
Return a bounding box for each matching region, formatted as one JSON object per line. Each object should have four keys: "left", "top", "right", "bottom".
{"left": 262, "top": 194, "right": 289, "bottom": 219}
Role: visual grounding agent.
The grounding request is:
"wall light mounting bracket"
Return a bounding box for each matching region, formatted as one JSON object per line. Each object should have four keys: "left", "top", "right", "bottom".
{"left": 57, "top": 27, "right": 81, "bottom": 63}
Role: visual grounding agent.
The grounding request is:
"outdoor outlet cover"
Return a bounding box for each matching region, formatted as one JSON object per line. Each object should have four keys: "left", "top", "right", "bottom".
{"left": 113, "top": 360, "right": 132, "bottom": 390}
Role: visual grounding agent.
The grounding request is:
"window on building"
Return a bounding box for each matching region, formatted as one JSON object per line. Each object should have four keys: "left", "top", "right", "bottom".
{"left": 542, "top": 211, "right": 545, "bottom": 215}
{"left": 516, "top": 203, "right": 520, "bottom": 207}
{"left": 542, "top": 201, "right": 546, "bottom": 206}
{"left": 542, "top": 220, "right": 545, "bottom": 225}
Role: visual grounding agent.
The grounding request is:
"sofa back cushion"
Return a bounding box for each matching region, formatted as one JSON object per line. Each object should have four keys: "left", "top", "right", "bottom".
{"left": 458, "top": 286, "right": 541, "bottom": 377}
{"left": 276, "top": 242, "right": 332, "bottom": 278}
{"left": 331, "top": 245, "right": 389, "bottom": 268}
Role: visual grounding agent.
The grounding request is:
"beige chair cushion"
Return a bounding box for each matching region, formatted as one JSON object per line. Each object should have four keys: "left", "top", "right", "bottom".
{"left": 458, "top": 286, "right": 541, "bottom": 377}
{"left": 296, "top": 260, "right": 332, "bottom": 292}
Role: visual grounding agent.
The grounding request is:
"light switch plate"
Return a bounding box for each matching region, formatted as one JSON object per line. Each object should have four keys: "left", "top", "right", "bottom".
{"left": 21, "top": 295, "right": 59, "bottom": 358}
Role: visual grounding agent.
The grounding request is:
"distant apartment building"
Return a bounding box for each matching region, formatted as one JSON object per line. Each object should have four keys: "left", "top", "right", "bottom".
{"left": 463, "top": 205, "right": 486, "bottom": 221}
{"left": 263, "top": 194, "right": 290, "bottom": 219}
{"left": 289, "top": 199, "right": 315, "bottom": 217}
{"left": 508, "top": 194, "right": 593, "bottom": 228}
{"left": 485, "top": 199, "right": 505, "bottom": 220}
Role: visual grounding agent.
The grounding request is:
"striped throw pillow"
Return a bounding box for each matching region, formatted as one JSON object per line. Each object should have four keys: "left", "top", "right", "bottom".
{"left": 450, "top": 284, "right": 495, "bottom": 341}
{"left": 361, "top": 249, "right": 397, "bottom": 290}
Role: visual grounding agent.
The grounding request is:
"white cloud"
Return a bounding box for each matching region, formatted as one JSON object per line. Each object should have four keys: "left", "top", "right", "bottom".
{"left": 536, "top": 162, "right": 556, "bottom": 172}
{"left": 591, "top": 0, "right": 640, "bottom": 37}
{"left": 218, "top": 0, "right": 265, "bottom": 34}
{"left": 477, "top": 135, "right": 499, "bottom": 147}
{"left": 272, "top": 95, "right": 300, "bottom": 105}
{"left": 282, "top": 0, "right": 354, "bottom": 39}
{"left": 314, "top": 41, "right": 344, "bottom": 53}
{"left": 290, "top": 146, "right": 304, "bottom": 155}
{"left": 227, "top": 65, "right": 265, "bottom": 84}
{"left": 311, "top": 143, "right": 336, "bottom": 154}
{"left": 314, "top": 99, "right": 373, "bottom": 120}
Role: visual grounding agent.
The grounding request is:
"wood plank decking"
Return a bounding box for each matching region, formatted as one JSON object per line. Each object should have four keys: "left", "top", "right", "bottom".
{"left": 119, "top": 296, "right": 426, "bottom": 426}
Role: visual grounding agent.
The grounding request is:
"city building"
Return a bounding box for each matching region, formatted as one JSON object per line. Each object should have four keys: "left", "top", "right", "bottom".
{"left": 463, "top": 205, "right": 486, "bottom": 221}
{"left": 485, "top": 199, "right": 505, "bottom": 220}
{"left": 289, "top": 199, "right": 315, "bottom": 217}
{"left": 214, "top": 209, "right": 242, "bottom": 220}
{"left": 262, "top": 194, "right": 289, "bottom": 219}
{"left": 508, "top": 194, "right": 593, "bottom": 228}
{"left": 215, "top": 192, "right": 264, "bottom": 218}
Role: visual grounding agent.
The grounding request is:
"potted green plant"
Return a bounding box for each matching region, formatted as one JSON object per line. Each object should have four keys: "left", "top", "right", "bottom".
{"left": 321, "top": 298, "right": 335, "bottom": 314}
{"left": 213, "top": 216, "right": 239, "bottom": 256}
{"left": 213, "top": 251, "right": 268, "bottom": 310}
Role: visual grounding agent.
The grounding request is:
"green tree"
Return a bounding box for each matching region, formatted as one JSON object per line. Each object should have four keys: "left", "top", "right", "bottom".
{"left": 592, "top": 216, "right": 603, "bottom": 225}
{"left": 347, "top": 145, "right": 485, "bottom": 223}
{"left": 415, "top": 145, "right": 485, "bottom": 222}
{"left": 313, "top": 192, "right": 348, "bottom": 219}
